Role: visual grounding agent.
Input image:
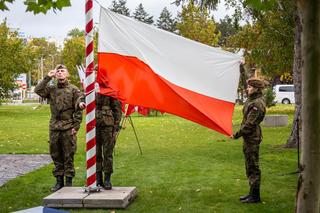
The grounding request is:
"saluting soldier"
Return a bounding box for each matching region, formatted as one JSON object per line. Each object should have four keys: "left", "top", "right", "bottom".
{"left": 35, "top": 64, "right": 83, "bottom": 192}
{"left": 232, "top": 78, "right": 266, "bottom": 203}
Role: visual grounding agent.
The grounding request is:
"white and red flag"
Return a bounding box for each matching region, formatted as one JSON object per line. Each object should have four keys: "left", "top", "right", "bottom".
{"left": 97, "top": 7, "right": 241, "bottom": 136}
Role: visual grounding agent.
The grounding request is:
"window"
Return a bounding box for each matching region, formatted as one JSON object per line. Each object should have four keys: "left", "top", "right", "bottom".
{"left": 279, "top": 86, "right": 294, "bottom": 92}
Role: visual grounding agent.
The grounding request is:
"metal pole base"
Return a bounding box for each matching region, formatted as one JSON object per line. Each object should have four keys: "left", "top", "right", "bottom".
{"left": 83, "top": 186, "right": 103, "bottom": 193}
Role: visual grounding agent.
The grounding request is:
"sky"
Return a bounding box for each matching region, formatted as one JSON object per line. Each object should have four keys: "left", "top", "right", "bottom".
{"left": 0, "top": 0, "right": 233, "bottom": 40}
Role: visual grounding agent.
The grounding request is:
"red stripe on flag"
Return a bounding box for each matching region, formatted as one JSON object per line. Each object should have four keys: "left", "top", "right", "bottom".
{"left": 97, "top": 53, "right": 235, "bottom": 136}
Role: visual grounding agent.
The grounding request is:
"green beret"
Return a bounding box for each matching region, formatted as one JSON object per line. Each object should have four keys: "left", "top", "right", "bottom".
{"left": 247, "top": 78, "right": 265, "bottom": 89}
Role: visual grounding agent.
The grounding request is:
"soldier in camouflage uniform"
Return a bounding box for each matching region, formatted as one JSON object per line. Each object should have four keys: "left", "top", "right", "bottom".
{"left": 232, "top": 78, "right": 266, "bottom": 203}
{"left": 35, "top": 64, "right": 82, "bottom": 192}
{"left": 78, "top": 74, "right": 122, "bottom": 190}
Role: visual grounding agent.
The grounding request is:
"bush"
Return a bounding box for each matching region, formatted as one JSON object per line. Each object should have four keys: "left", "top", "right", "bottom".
{"left": 264, "top": 87, "right": 276, "bottom": 108}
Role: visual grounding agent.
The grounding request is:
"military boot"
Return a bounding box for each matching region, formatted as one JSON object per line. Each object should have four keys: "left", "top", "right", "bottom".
{"left": 65, "top": 176, "right": 73, "bottom": 187}
{"left": 241, "top": 186, "right": 261, "bottom": 203}
{"left": 239, "top": 186, "right": 253, "bottom": 201}
{"left": 239, "top": 194, "right": 251, "bottom": 201}
{"left": 51, "top": 176, "right": 64, "bottom": 192}
{"left": 104, "top": 173, "right": 112, "bottom": 190}
{"left": 96, "top": 171, "right": 104, "bottom": 187}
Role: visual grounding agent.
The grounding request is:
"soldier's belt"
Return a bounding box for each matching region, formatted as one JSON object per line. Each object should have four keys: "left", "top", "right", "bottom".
{"left": 55, "top": 115, "right": 73, "bottom": 120}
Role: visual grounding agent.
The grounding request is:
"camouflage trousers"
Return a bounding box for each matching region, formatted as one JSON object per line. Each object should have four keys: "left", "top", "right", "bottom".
{"left": 96, "top": 126, "right": 115, "bottom": 174}
{"left": 243, "top": 140, "right": 261, "bottom": 188}
{"left": 49, "top": 129, "right": 77, "bottom": 177}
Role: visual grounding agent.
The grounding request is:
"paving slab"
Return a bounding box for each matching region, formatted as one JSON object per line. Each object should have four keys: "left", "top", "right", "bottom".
{"left": 43, "top": 187, "right": 137, "bottom": 209}
{"left": 83, "top": 187, "right": 137, "bottom": 208}
{"left": 43, "top": 187, "right": 87, "bottom": 208}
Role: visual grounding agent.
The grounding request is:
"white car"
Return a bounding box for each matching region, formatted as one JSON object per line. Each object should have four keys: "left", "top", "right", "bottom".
{"left": 273, "top": 84, "right": 295, "bottom": 104}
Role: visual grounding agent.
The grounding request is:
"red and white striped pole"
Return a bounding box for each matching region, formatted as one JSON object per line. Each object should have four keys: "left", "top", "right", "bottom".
{"left": 85, "top": 0, "right": 96, "bottom": 188}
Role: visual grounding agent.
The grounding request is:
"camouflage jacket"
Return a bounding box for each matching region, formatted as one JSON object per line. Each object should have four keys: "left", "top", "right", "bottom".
{"left": 234, "top": 92, "right": 266, "bottom": 141}
{"left": 78, "top": 93, "right": 122, "bottom": 127}
{"left": 34, "top": 76, "right": 83, "bottom": 131}
{"left": 96, "top": 93, "right": 122, "bottom": 127}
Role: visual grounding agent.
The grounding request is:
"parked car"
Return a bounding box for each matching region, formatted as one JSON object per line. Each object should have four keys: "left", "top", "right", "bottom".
{"left": 273, "top": 84, "right": 295, "bottom": 104}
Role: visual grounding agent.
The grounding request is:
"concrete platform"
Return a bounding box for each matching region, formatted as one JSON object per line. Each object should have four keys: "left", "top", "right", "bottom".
{"left": 43, "top": 187, "right": 137, "bottom": 209}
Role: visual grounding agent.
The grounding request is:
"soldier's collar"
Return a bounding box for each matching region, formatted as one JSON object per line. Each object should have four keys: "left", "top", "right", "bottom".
{"left": 248, "top": 91, "right": 262, "bottom": 100}
{"left": 57, "top": 79, "right": 69, "bottom": 88}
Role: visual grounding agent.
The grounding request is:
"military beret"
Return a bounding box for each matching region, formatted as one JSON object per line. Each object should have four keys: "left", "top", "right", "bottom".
{"left": 55, "top": 64, "right": 68, "bottom": 71}
{"left": 247, "top": 78, "right": 265, "bottom": 89}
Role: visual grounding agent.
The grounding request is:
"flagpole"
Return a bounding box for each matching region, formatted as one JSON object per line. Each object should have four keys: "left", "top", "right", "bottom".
{"left": 85, "top": 0, "right": 97, "bottom": 189}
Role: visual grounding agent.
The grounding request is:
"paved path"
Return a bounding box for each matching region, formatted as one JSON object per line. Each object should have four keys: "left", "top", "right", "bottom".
{"left": 0, "top": 154, "right": 51, "bottom": 187}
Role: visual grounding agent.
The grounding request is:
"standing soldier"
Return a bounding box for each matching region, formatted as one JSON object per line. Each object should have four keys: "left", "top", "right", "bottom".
{"left": 78, "top": 71, "right": 122, "bottom": 190}
{"left": 35, "top": 64, "right": 83, "bottom": 192}
{"left": 232, "top": 78, "right": 266, "bottom": 203}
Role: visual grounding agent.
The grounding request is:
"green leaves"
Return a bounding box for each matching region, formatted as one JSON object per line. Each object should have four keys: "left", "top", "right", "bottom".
{"left": 0, "top": 21, "right": 30, "bottom": 99}
{"left": 174, "top": 0, "right": 219, "bottom": 10}
{"left": 227, "top": 0, "right": 294, "bottom": 77}
{"left": 244, "top": 0, "right": 277, "bottom": 11}
{"left": 62, "top": 30, "right": 86, "bottom": 87}
{"left": 176, "top": 2, "right": 221, "bottom": 47}
{"left": 156, "top": 7, "right": 177, "bottom": 33}
{"left": 23, "top": 0, "right": 71, "bottom": 14}
{"left": 109, "top": 0, "right": 130, "bottom": 16}
{"left": 0, "top": 0, "right": 71, "bottom": 13}
{"left": 0, "top": 0, "right": 14, "bottom": 11}
{"left": 133, "top": 3, "right": 154, "bottom": 24}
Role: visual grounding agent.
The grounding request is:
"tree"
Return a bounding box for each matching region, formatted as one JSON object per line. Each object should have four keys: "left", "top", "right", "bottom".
{"left": 133, "top": 3, "right": 154, "bottom": 24}
{"left": 296, "top": 1, "right": 320, "bottom": 212}
{"left": 227, "top": 19, "right": 294, "bottom": 76}
{"left": 62, "top": 29, "right": 85, "bottom": 88}
{"left": 174, "top": 0, "right": 219, "bottom": 10}
{"left": 0, "top": 20, "right": 30, "bottom": 100}
{"left": 217, "top": 15, "right": 239, "bottom": 46}
{"left": 286, "top": 2, "right": 302, "bottom": 148}
{"left": 67, "top": 28, "right": 85, "bottom": 38}
{"left": 176, "top": 2, "right": 220, "bottom": 47}
{"left": 26, "top": 38, "right": 61, "bottom": 85}
{"left": 156, "top": 7, "right": 176, "bottom": 32}
{"left": 109, "top": 0, "right": 130, "bottom": 16}
{"left": 0, "top": 0, "right": 71, "bottom": 14}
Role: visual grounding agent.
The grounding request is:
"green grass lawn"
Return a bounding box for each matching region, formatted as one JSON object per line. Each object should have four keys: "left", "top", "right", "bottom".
{"left": 0, "top": 104, "right": 297, "bottom": 213}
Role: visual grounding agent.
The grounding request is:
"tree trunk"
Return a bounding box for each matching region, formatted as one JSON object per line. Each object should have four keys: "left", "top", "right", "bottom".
{"left": 296, "top": 1, "right": 320, "bottom": 212}
{"left": 286, "top": 6, "right": 303, "bottom": 148}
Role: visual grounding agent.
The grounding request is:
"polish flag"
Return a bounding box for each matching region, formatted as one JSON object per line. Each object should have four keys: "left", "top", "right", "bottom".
{"left": 123, "top": 104, "right": 149, "bottom": 117}
{"left": 97, "top": 7, "right": 241, "bottom": 136}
